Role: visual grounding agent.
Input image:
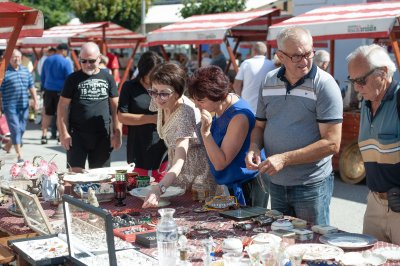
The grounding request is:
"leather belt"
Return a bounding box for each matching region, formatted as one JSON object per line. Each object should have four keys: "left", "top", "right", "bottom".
{"left": 373, "top": 192, "right": 388, "bottom": 200}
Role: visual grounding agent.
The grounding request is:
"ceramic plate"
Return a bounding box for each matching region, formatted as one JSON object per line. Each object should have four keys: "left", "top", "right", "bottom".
{"left": 319, "top": 233, "right": 377, "bottom": 249}
{"left": 338, "top": 252, "right": 386, "bottom": 266}
{"left": 129, "top": 186, "right": 185, "bottom": 199}
{"left": 86, "top": 165, "right": 135, "bottom": 175}
{"left": 63, "top": 173, "right": 112, "bottom": 183}
{"left": 285, "top": 244, "right": 344, "bottom": 261}
{"left": 373, "top": 247, "right": 400, "bottom": 261}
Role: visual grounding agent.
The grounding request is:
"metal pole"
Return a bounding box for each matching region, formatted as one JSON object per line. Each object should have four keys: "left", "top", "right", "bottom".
{"left": 141, "top": 0, "right": 146, "bottom": 36}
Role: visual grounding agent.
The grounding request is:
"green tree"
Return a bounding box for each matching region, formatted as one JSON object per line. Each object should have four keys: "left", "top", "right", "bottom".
{"left": 12, "top": 0, "right": 71, "bottom": 29}
{"left": 180, "top": 0, "right": 246, "bottom": 18}
{"left": 70, "top": 0, "right": 151, "bottom": 31}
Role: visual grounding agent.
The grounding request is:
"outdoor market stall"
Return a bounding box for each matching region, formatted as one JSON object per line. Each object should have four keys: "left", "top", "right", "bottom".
{"left": 266, "top": 1, "right": 400, "bottom": 184}
{"left": 147, "top": 8, "right": 287, "bottom": 73}
{"left": 0, "top": 2, "right": 44, "bottom": 87}
{"left": 20, "top": 21, "right": 146, "bottom": 91}
{"left": 0, "top": 188, "right": 399, "bottom": 265}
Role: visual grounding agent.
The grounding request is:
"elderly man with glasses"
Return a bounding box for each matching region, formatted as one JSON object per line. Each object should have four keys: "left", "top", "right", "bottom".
{"left": 347, "top": 44, "right": 400, "bottom": 244}
{"left": 57, "top": 42, "right": 121, "bottom": 173}
{"left": 246, "top": 26, "right": 343, "bottom": 225}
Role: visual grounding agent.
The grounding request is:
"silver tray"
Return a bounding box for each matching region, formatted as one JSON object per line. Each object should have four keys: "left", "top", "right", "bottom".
{"left": 319, "top": 233, "right": 377, "bottom": 250}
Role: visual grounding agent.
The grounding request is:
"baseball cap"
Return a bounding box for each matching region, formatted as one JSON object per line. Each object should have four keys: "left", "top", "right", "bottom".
{"left": 56, "top": 43, "right": 68, "bottom": 50}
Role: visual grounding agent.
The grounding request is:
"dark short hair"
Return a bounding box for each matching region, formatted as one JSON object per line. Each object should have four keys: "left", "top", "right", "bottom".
{"left": 56, "top": 43, "right": 68, "bottom": 50}
{"left": 187, "top": 65, "right": 229, "bottom": 102}
{"left": 150, "top": 62, "right": 186, "bottom": 97}
{"left": 137, "top": 51, "right": 163, "bottom": 80}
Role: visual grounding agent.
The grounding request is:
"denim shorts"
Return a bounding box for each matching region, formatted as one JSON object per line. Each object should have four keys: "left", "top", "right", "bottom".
{"left": 269, "top": 172, "right": 334, "bottom": 225}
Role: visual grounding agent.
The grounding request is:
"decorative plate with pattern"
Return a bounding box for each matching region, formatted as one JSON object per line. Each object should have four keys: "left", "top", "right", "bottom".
{"left": 285, "top": 244, "right": 344, "bottom": 261}
{"left": 319, "top": 233, "right": 377, "bottom": 249}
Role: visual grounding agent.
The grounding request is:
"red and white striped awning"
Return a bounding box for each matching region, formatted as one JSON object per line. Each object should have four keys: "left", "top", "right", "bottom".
{"left": 267, "top": 1, "right": 400, "bottom": 44}
{"left": 0, "top": 2, "right": 44, "bottom": 39}
{"left": 21, "top": 21, "right": 145, "bottom": 49}
{"left": 147, "top": 8, "right": 281, "bottom": 46}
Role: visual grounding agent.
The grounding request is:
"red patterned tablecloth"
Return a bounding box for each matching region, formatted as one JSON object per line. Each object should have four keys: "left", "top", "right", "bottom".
{"left": 1, "top": 191, "right": 399, "bottom": 265}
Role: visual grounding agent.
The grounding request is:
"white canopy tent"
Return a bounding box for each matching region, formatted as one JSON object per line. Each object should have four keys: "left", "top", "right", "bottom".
{"left": 267, "top": 1, "right": 400, "bottom": 74}
{"left": 147, "top": 8, "right": 284, "bottom": 73}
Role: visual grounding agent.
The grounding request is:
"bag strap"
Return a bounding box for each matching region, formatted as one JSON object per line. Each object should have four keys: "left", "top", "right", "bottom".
{"left": 397, "top": 86, "right": 400, "bottom": 120}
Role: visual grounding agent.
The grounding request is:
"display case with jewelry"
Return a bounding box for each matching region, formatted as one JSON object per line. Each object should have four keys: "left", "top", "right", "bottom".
{"left": 62, "top": 195, "right": 157, "bottom": 266}
{"left": 8, "top": 188, "right": 68, "bottom": 265}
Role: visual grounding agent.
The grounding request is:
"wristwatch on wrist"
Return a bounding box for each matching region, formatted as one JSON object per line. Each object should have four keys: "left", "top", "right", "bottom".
{"left": 158, "top": 183, "right": 166, "bottom": 194}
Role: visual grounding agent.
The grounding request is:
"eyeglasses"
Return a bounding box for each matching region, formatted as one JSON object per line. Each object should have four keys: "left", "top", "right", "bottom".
{"left": 279, "top": 50, "right": 315, "bottom": 63}
{"left": 80, "top": 58, "right": 98, "bottom": 64}
{"left": 348, "top": 68, "right": 380, "bottom": 86}
{"left": 146, "top": 89, "right": 174, "bottom": 101}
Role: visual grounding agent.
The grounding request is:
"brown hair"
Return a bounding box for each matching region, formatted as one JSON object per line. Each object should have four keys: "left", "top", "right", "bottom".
{"left": 187, "top": 65, "right": 229, "bottom": 102}
{"left": 150, "top": 62, "right": 186, "bottom": 97}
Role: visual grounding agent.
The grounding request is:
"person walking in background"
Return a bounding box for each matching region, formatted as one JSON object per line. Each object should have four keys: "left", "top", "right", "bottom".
{"left": 107, "top": 51, "right": 121, "bottom": 85}
{"left": 0, "top": 49, "right": 38, "bottom": 162}
{"left": 314, "top": 50, "right": 330, "bottom": 72}
{"left": 142, "top": 63, "right": 219, "bottom": 208}
{"left": 118, "top": 51, "right": 168, "bottom": 182}
{"left": 210, "top": 44, "right": 227, "bottom": 71}
{"left": 188, "top": 66, "right": 264, "bottom": 206}
{"left": 40, "top": 43, "right": 73, "bottom": 144}
{"left": 57, "top": 42, "right": 121, "bottom": 173}
{"left": 347, "top": 44, "right": 400, "bottom": 244}
{"left": 37, "top": 47, "right": 56, "bottom": 77}
{"left": 233, "top": 42, "right": 275, "bottom": 113}
{"left": 245, "top": 26, "right": 343, "bottom": 225}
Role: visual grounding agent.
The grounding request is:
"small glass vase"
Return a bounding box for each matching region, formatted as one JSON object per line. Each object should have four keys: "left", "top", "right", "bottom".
{"left": 157, "top": 208, "right": 178, "bottom": 265}
{"left": 113, "top": 180, "right": 127, "bottom": 207}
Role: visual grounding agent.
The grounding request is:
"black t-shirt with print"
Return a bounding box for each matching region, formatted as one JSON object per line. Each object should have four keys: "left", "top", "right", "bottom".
{"left": 118, "top": 78, "right": 167, "bottom": 168}
{"left": 62, "top": 70, "right": 118, "bottom": 134}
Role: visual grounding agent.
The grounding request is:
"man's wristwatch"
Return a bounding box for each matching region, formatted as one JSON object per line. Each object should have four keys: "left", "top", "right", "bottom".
{"left": 158, "top": 183, "right": 166, "bottom": 194}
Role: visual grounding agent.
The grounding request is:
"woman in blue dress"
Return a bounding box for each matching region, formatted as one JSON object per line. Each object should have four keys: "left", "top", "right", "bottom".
{"left": 187, "top": 65, "right": 259, "bottom": 206}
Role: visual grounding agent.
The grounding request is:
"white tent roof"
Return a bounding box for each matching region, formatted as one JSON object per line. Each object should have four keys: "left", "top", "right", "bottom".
{"left": 267, "top": 1, "right": 400, "bottom": 43}
{"left": 21, "top": 21, "right": 145, "bottom": 49}
{"left": 147, "top": 8, "right": 280, "bottom": 46}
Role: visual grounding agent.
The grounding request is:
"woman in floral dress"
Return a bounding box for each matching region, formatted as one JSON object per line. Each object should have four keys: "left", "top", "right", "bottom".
{"left": 142, "top": 62, "right": 218, "bottom": 208}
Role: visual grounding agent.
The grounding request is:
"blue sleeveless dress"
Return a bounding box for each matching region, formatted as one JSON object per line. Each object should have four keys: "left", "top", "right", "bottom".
{"left": 208, "top": 97, "right": 259, "bottom": 205}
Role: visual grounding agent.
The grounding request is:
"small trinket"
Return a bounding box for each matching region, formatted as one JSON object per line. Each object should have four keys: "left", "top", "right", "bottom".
{"left": 252, "top": 215, "right": 274, "bottom": 226}
{"left": 233, "top": 222, "right": 252, "bottom": 231}
{"left": 193, "top": 207, "right": 208, "bottom": 213}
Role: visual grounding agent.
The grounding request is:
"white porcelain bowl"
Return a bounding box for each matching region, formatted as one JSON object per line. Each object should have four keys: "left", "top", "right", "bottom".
{"left": 222, "top": 237, "right": 243, "bottom": 254}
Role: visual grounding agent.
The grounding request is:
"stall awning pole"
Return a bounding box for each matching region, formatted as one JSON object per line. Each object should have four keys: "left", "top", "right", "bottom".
{"left": 118, "top": 40, "right": 141, "bottom": 92}
{"left": 0, "top": 16, "right": 24, "bottom": 86}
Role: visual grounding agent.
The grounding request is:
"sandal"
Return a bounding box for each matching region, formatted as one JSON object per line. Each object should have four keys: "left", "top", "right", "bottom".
{"left": 41, "top": 136, "right": 48, "bottom": 144}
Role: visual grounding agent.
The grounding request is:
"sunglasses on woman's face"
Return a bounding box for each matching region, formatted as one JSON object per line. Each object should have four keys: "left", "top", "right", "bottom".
{"left": 146, "top": 89, "right": 174, "bottom": 101}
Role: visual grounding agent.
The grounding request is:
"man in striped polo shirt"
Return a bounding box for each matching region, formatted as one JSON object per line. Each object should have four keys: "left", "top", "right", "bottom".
{"left": 347, "top": 44, "right": 400, "bottom": 244}
{"left": 0, "top": 49, "right": 38, "bottom": 162}
{"left": 246, "top": 26, "right": 343, "bottom": 225}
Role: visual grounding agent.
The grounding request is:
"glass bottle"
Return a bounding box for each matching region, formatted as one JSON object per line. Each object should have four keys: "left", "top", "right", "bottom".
{"left": 157, "top": 208, "right": 178, "bottom": 266}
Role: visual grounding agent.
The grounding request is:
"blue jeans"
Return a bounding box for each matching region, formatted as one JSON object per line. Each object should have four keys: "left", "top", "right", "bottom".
{"left": 269, "top": 172, "right": 334, "bottom": 225}
{"left": 4, "top": 106, "right": 29, "bottom": 144}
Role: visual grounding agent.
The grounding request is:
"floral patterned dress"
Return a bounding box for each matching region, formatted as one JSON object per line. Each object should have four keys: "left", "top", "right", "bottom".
{"left": 154, "top": 96, "right": 218, "bottom": 195}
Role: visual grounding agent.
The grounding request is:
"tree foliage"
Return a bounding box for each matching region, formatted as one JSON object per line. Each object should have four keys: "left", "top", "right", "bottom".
{"left": 180, "top": 0, "right": 246, "bottom": 18}
{"left": 69, "top": 0, "right": 151, "bottom": 31}
{"left": 12, "top": 0, "right": 71, "bottom": 29}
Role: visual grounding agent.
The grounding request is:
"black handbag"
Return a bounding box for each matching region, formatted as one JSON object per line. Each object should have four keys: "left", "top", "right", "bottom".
{"left": 387, "top": 187, "right": 400, "bottom": 213}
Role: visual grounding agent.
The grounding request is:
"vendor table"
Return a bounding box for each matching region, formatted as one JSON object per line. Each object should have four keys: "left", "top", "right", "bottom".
{"left": 0, "top": 191, "right": 399, "bottom": 265}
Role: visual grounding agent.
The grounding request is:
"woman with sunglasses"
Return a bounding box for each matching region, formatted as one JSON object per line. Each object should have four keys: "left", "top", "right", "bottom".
{"left": 117, "top": 51, "right": 168, "bottom": 182}
{"left": 187, "top": 66, "right": 259, "bottom": 206}
{"left": 142, "top": 62, "right": 219, "bottom": 208}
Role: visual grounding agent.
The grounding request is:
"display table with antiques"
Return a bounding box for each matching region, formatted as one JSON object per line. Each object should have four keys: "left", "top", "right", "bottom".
{"left": 0, "top": 167, "right": 399, "bottom": 266}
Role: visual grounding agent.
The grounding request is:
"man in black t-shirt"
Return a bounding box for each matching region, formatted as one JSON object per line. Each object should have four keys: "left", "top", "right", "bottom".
{"left": 57, "top": 42, "right": 121, "bottom": 172}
